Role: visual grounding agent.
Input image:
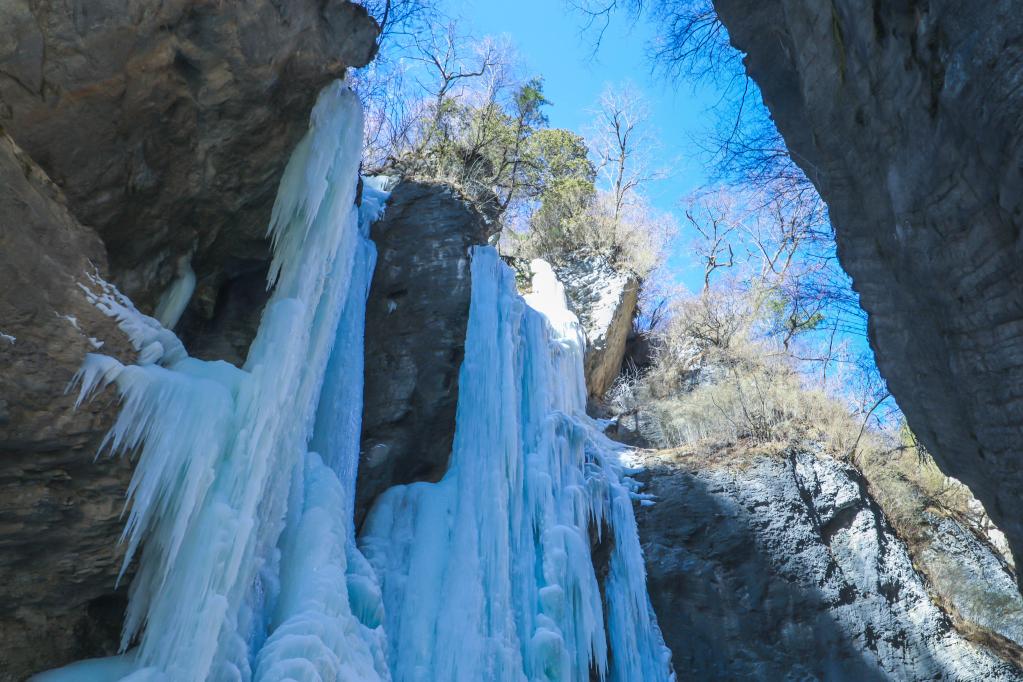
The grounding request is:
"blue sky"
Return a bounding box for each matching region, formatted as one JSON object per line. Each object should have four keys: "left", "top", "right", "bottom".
{"left": 382, "top": 0, "right": 887, "bottom": 410}
{"left": 447, "top": 0, "right": 723, "bottom": 291}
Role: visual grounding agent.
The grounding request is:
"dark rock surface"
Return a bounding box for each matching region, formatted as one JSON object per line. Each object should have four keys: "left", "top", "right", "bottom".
{"left": 176, "top": 262, "right": 271, "bottom": 366}
{"left": 0, "top": 0, "right": 378, "bottom": 315}
{"left": 633, "top": 446, "right": 1023, "bottom": 680}
{"left": 0, "top": 132, "right": 135, "bottom": 680}
{"left": 356, "top": 180, "right": 498, "bottom": 526}
{"left": 712, "top": 0, "right": 1023, "bottom": 575}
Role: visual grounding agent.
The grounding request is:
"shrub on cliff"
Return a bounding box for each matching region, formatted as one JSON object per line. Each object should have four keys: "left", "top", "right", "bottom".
{"left": 611, "top": 286, "right": 870, "bottom": 454}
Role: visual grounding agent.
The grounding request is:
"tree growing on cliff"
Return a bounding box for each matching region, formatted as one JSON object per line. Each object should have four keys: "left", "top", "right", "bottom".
{"left": 359, "top": 20, "right": 572, "bottom": 221}
{"left": 513, "top": 82, "right": 676, "bottom": 280}
{"left": 362, "top": 19, "right": 675, "bottom": 283}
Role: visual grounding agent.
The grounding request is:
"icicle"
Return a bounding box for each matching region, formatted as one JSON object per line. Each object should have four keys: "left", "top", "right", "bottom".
{"left": 360, "top": 247, "right": 674, "bottom": 682}
{"left": 154, "top": 253, "right": 196, "bottom": 330}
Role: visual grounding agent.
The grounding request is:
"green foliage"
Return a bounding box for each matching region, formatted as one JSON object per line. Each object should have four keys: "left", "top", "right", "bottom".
{"left": 764, "top": 289, "right": 826, "bottom": 342}
{"left": 521, "top": 128, "right": 597, "bottom": 252}
{"left": 371, "top": 29, "right": 671, "bottom": 278}
{"left": 390, "top": 74, "right": 556, "bottom": 218}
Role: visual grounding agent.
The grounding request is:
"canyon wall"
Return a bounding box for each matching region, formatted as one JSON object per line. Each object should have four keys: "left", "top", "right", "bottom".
{"left": 713, "top": 0, "right": 1023, "bottom": 572}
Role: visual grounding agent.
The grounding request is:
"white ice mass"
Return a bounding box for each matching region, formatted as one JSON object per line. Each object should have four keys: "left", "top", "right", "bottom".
{"left": 39, "top": 82, "right": 672, "bottom": 681}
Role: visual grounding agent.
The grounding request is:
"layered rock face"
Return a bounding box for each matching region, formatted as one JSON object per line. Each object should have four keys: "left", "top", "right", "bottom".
{"left": 633, "top": 446, "right": 1023, "bottom": 680}
{"left": 0, "top": 0, "right": 378, "bottom": 313}
{"left": 711, "top": 0, "right": 1023, "bottom": 571}
{"left": 357, "top": 180, "right": 498, "bottom": 525}
{"left": 554, "top": 256, "right": 639, "bottom": 400}
{"left": 0, "top": 133, "right": 135, "bottom": 678}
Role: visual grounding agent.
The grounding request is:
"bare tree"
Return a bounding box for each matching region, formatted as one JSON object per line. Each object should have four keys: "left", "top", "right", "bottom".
{"left": 683, "top": 192, "right": 738, "bottom": 292}
{"left": 400, "top": 25, "right": 509, "bottom": 174}
{"left": 588, "top": 83, "right": 664, "bottom": 221}
{"left": 359, "top": 0, "right": 438, "bottom": 42}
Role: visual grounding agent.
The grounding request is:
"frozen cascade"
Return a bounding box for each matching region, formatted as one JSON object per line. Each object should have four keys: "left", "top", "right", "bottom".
{"left": 37, "top": 82, "right": 391, "bottom": 681}
{"left": 360, "top": 247, "right": 675, "bottom": 682}
{"left": 38, "top": 82, "right": 672, "bottom": 681}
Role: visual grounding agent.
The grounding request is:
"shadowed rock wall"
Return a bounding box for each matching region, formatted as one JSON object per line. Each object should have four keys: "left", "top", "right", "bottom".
{"left": 712, "top": 0, "right": 1023, "bottom": 572}
{"left": 357, "top": 180, "right": 498, "bottom": 526}
{"left": 0, "top": 0, "right": 378, "bottom": 314}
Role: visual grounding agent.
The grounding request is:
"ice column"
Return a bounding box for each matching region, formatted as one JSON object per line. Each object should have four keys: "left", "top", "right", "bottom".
{"left": 360, "top": 247, "right": 674, "bottom": 682}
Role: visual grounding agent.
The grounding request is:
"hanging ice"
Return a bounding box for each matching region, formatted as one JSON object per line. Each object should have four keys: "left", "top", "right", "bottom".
{"left": 153, "top": 253, "right": 196, "bottom": 330}
{"left": 39, "top": 82, "right": 391, "bottom": 682}
{"left": 360, "top": 248, "right": 674, "bottom": 682}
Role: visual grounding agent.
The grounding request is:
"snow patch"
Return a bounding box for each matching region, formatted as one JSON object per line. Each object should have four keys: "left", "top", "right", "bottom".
{"left": 77, "top": 271, "right": 187, "bottom": 367}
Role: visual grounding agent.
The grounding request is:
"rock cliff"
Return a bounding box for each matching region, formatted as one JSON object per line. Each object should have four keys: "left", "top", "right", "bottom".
{"left": 357, "top": 180, "right": 498, "bottom": 525}
{"left": 712, "top": 0, "right": 1023, "bottom": 574}
{"left": 0, "top": 131, "right": 136, "bottom": 678}
{"left": 553, "top": 255, "right": 639, "bottom": 401}
{"left": 0, "top": 2, "right": 378, "bottom": 677}
{"left": 633, "top": 446, "right": 1023, "bottom": 680}
{"left": 0, "top": 0, "right": 378, "bottom": 313}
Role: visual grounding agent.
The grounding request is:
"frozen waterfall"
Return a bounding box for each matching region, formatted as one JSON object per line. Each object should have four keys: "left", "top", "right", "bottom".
{"left": 39, "top": 82, "right": 673, "bottom": 681}
{"left": 360, "top": 249, "right": 674, "bottom": 682}
{"left": 39, "top": 82, "right": 391, "bottom": 682}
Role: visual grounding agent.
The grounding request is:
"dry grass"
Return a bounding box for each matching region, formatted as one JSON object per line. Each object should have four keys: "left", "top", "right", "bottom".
{"left": 610, "top": 301, "right": 869, "bottom": 458}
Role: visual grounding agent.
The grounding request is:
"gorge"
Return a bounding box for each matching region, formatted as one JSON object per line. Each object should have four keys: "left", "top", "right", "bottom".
{"left": 4, "top": 1, "right": 1023, "bottom": 680}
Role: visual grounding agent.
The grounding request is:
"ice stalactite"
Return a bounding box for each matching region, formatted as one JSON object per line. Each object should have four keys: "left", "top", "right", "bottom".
{"left": 153, "top": 253, "right": 196, "bottom": 330}
{"left": 360, "top": 248, "right": 675, "bottom": 682}
{"left": 38, "top": 83, "right": 390, "bottom": 682}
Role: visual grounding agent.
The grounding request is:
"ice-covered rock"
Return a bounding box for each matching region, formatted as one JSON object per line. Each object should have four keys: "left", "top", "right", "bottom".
{"left": 39, "top": 83, "right": 391, "bottom": 681}
{"left": 360, "top": 249, "right": 673, "bottom": 682}
{"left": 553, "top": 256, "right": 639, "bottom": 401}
